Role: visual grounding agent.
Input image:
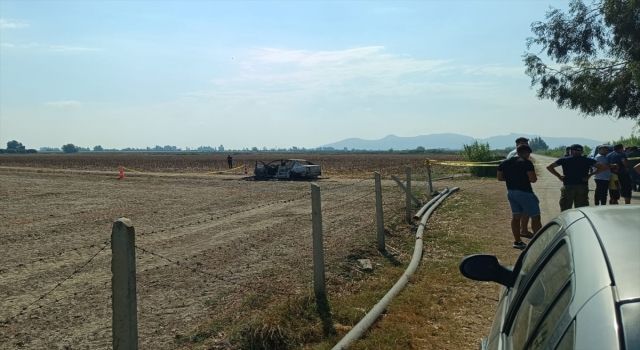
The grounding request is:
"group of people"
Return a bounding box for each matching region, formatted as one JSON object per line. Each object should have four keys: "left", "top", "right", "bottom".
{"left": 497, "top": 137, "right": 639, "bottom": 250}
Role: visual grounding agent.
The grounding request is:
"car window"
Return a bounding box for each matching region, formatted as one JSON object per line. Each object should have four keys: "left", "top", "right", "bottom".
{"left": 512, "top": 224, "right": 562, "bottom": 295}
{"left": 511, "top": 242, "right": 572, "bottom": 349}
{"left": 554, "top": 321, "right": 575, "bottom": 350}
{"left": 528, "top": 281, "right": 572, "bottom": 350}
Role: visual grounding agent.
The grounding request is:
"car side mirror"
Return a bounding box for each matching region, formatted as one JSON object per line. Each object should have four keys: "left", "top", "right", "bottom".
{"left": 459, "top": 254, "right": 513, "bottom": 287}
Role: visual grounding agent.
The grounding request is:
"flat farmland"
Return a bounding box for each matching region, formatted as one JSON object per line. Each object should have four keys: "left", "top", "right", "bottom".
{"left": 0, "top": 153, "right": 463, "bottom": 179}
{"left": 0, "top": 153, "right": 463, "bottom": 349}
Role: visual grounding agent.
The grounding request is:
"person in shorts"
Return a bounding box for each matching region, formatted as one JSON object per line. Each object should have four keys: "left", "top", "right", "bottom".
{"left": 546, "top": 144, "right": 607, "bottom": 211}
{"left": 609, "top": 165, "right": 621, "bottom": 204}
{"left": 505, "top": 137, "right": 534, "bottom": 238}
{"left": 498, "top": 144, "right": 541, "bottom": 250}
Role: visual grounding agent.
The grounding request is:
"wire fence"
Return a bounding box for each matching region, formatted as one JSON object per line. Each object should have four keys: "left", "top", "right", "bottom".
{"left": 0, "top": 172, "right": 423, "bottom": 348}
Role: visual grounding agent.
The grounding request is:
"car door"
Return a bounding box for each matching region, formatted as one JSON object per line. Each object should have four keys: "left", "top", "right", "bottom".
{"left": 486, "top": 222, "right": 565, "bottom": 350}
{"left": 503, "top": 239, "right": 575, "bottom": 350}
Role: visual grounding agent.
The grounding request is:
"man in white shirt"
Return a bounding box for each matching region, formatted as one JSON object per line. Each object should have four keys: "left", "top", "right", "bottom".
{"left": 593, "top": 145, "right": 612, "bottom": 205}
{"left": 507, "top": 137, "right": 530, "bottom": 159}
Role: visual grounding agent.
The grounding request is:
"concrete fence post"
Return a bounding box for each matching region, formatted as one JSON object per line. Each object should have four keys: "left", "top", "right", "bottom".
{"left": 311, "top": 184, "right": 326, "bottom": 298}
{"left": 406, "top": 167, "right": 412, "bottom": 222}
{"left": 426, "top": 159, "right": 434, "bottom": 195}
{"left": 111, "top": 218, "right": 139, "bottom": 350}
{"left": 374, "top": 172, "right": 385, "bottom": 252}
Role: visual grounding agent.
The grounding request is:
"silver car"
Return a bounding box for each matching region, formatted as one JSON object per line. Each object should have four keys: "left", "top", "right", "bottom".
{"left": 459, "top": 205, "right": 640, "bottom": 350}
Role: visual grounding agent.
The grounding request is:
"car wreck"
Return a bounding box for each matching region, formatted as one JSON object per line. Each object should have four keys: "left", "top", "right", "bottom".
{"left": 254, "top": 159, "right": 322, "bottom": 179}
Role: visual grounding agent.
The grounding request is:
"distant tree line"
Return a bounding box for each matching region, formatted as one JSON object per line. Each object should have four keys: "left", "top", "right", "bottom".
{"left": 0, "top": 140, "right": 38, "bottom": 154}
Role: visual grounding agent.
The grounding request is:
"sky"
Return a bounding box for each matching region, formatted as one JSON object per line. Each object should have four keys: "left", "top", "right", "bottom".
{"left": 0, "top": 0, "right": 636, "bottom": 150}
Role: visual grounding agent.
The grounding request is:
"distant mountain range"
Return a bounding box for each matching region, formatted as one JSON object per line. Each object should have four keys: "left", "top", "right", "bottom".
{"left": 320, "top": 133, "right": 605, "bottom": 151}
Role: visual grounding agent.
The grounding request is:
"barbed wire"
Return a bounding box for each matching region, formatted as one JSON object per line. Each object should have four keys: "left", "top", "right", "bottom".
{"left": 1, "top": 238, "right": 111, "bottom": 326}
{"left": 134, "top": 245, "right": 298, "bottom": 297}
{"left": 136, "top": 179, "right": 372, "bottom": 241}
{"left": 4, "top": 235, "right": 112, "bottom": 271}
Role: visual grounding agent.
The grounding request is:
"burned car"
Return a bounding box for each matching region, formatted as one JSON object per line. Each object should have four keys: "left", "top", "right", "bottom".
{"left": 254, "top": 159, "right": 321, "bottom": 179}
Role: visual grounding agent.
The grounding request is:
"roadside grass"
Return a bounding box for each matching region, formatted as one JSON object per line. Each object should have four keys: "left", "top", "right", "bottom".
{"left": 175, "top": 178, "right": 515, "bottom": 350}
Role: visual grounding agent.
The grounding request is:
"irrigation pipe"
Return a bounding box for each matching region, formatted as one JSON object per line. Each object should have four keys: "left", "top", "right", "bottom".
{"left": 332, "top": 187, "right": 460, "bottom": 350}
{"left": 413, "top": 188, "right": 450, "bottom": 220}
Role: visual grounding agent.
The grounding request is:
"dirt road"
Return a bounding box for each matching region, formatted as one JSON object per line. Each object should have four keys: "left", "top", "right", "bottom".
{"left": 530, "top": 154, "right": 563, "bottom": 221}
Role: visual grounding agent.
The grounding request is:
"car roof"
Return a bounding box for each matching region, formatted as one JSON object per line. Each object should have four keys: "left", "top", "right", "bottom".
{"left": 575, "top": 205, "right": 640, "bottom": 301}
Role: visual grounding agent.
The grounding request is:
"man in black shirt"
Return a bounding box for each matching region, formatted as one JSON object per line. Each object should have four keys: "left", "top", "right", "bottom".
{"left": 498, "top": 145, "right": 541, "bottom": 250}
{"left": 546, "top": 144, "right": 608, "bottom": 211}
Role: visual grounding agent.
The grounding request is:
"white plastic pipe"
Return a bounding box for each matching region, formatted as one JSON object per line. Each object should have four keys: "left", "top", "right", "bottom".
{"left": 332, "top": 187, "right": 460, "bottom": 350}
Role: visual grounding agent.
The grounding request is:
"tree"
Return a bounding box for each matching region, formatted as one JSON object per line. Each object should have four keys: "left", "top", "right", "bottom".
{"left": 93, "top": 145, "right": 104, "bottom": 151}
{"left": 524, "top": 0, "right": 639, "bottom": 120}
{"left": 62, "top": 143, "right": 79, "bottom": 153}
{"left": 7, "top": 140, "right": 26, "bottom": 150}
{"left": 529, "top": 136, "right": 550, "bottom": 151}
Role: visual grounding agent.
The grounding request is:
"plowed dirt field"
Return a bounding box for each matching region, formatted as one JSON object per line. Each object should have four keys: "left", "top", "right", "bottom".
{"left": 0, "top": 153, "right": 461, "bottom": 349}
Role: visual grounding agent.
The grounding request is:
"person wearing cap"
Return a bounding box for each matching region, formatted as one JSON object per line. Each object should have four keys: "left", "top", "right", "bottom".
{"left": 546, "top": 144, "right": 608, "bottom": 211}
{"left": 498, "top": 144, "right": 542, "bottom": 250}
{"left": 607, "top": 144, "right": 632, "bottom": 203}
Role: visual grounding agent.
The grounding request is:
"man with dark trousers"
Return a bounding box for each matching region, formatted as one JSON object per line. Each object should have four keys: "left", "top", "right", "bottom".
{"left": 546, "top": 144, "right": 608, "bottom": 211}
{"left": 607, "top": 144, "right": 632, "bottom": 203}
{"left": 227, "top": 155, "right": 233, "bottom": 169}
{"left": 498, "top": 144, "right": 541, "bottom": 250}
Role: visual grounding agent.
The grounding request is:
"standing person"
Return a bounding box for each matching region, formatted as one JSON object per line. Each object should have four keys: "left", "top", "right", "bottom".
{"left": 626, "top": 146, "right": 640, "bottom": 192}
{"left": 609, "top": 166, "right": 621, "bottom": 204}
{"left": 546, "top": 144, "right": 608, "bottom": 211}
{"left": 593, "top": 145, "right": 612, "bottom": 205}
{"left": 227, "top": 155, "right": 233, "bottom": 169}
{"left": 498, "top": 145, "right": 542, "bottom": 250}
{"left": 505, "top": 137, "right": 534, "bottom": 238}
{"left": 507, "top": 137, "right": 529, "bottom": 159}
{"left": 607, "top": 144, "right": 632, "bottom": 204}
{"left": 634, "top": 162, "right": 640, "bottom": 175}
{"left": 563, "top": 147, "right": 571, "bottom": 157}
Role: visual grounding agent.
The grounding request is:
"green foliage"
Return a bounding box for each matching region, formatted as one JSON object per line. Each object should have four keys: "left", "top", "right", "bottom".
{"left": 93, "top": 145, "right": 104, "bottom": 151}
{"left": 6, "top": 140, "right": 25, "bottom": 150}
{"left": 609, "top": 133, "right": 640, "bottom": 146}
{"left": 460, "top": 141, "right": 504, "bottom": 177}
{"left": 536, "top": 149, "right": 566, "bottom": 158}
{"left": 524, "top": 0, "right": 639, "bottom": 120}
{"left": 61, "top": 143, "right": 79, "bottom": 153}
{"left": 529, "top": 136, "right": 549, "bottom": 151}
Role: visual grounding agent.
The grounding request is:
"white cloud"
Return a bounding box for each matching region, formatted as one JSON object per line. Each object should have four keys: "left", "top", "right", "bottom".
{"left": 207, "top": 46, "right": 454, "bottom": 97}
{"left": 0, "top": 42, "right": 100, "bottom": 52}
{"left": 0, "top": 19, "right": 29, "bottom": 29}
{"left": 462, "top": 64, "right": 525, "bottom": 78}
{"left": 45, "top": 101, "right": 82, "bottom": 107}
